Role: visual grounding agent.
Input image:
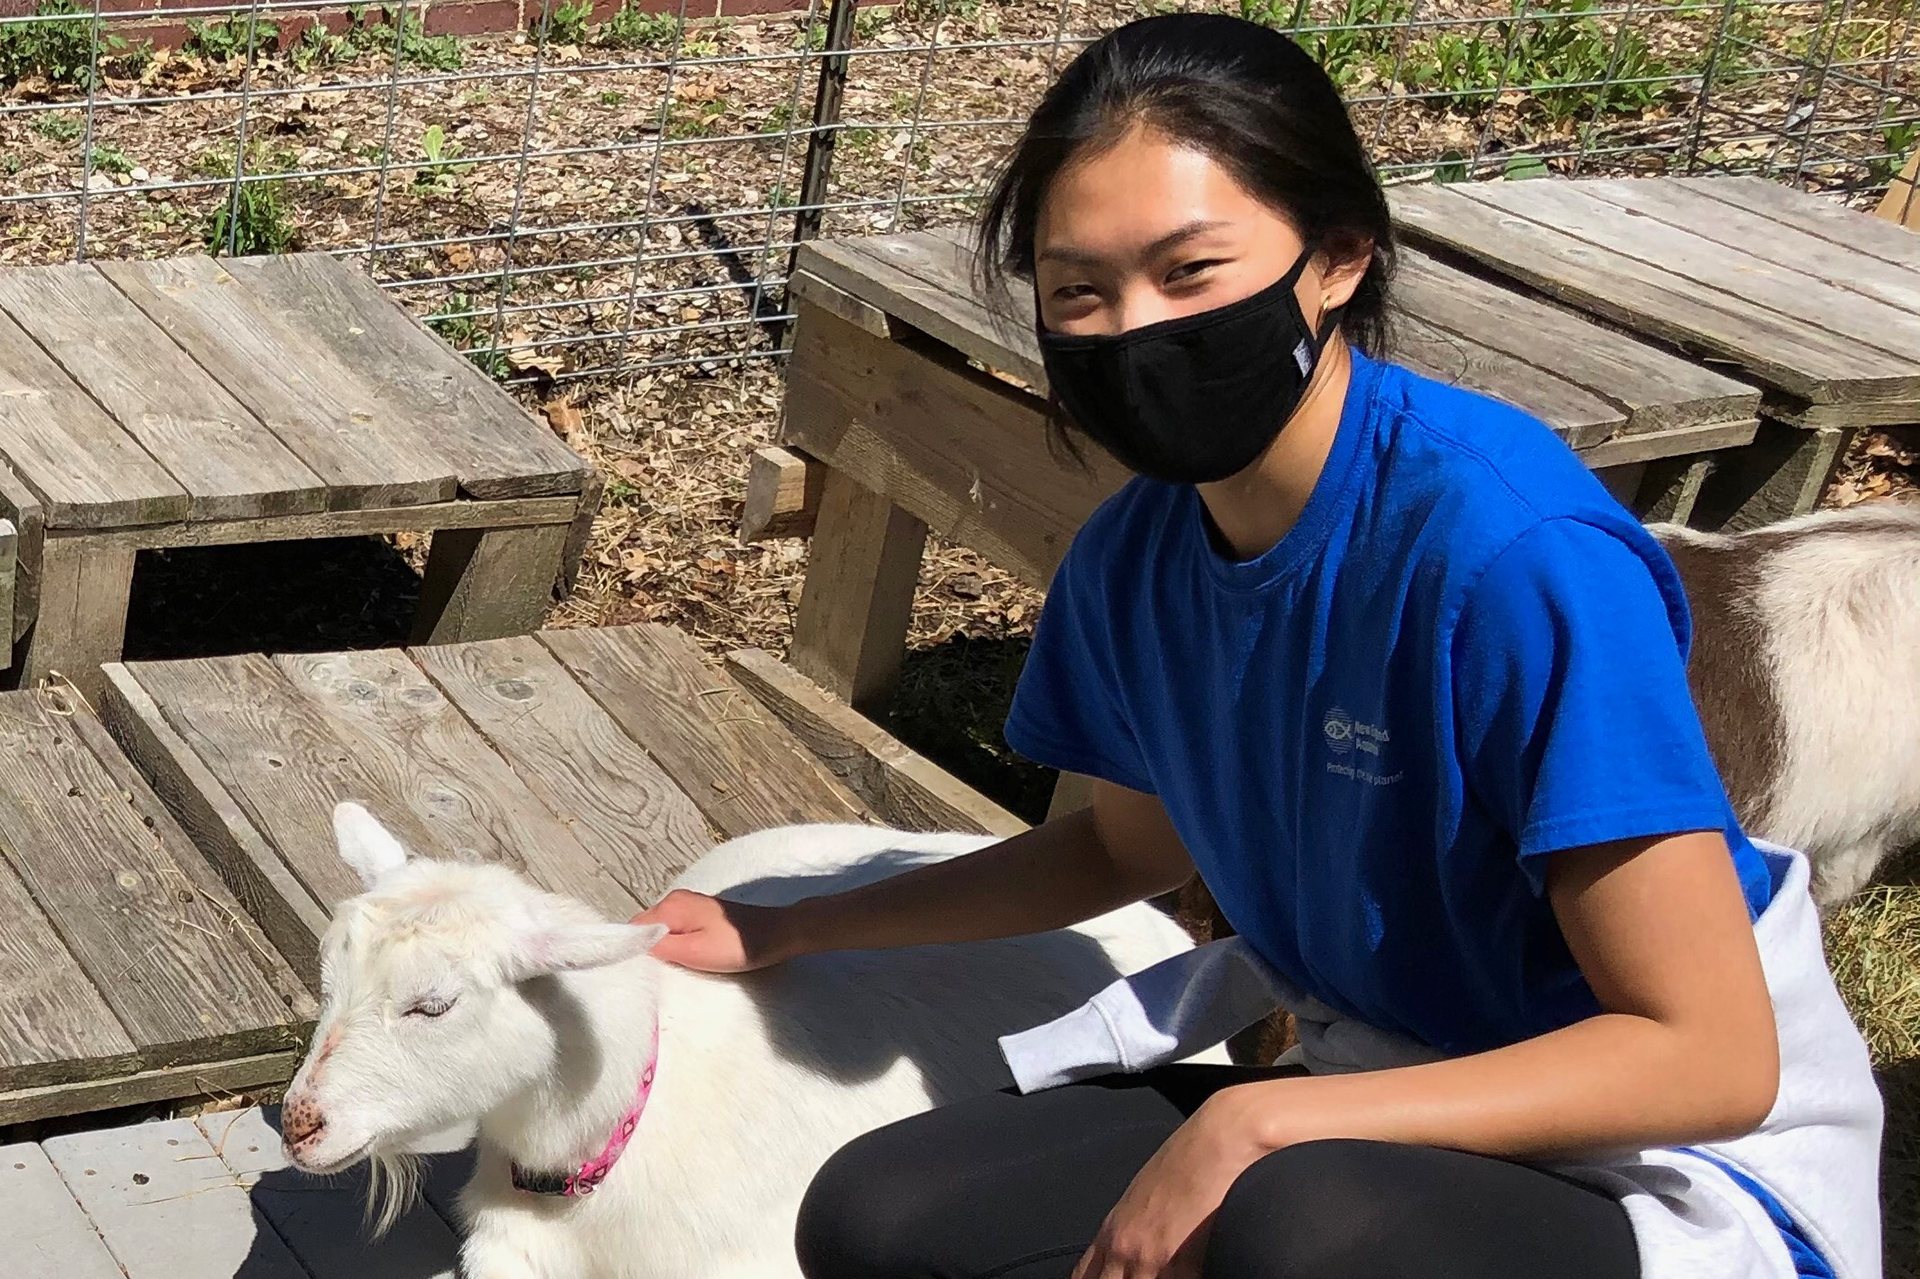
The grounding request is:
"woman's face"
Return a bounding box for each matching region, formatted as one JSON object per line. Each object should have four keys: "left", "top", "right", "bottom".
{"left": 1033, "top": 124, "right": 1337, "bottom": 338}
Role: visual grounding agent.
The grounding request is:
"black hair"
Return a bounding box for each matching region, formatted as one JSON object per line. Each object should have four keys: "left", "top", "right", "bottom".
{"left": 976, "top": 12, "right": 1396, "bottom": 356}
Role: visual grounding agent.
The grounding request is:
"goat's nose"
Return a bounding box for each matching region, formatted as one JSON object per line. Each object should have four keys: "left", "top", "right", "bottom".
{"left": 282, "top": 1092, "right": 327, "bottom": 1148}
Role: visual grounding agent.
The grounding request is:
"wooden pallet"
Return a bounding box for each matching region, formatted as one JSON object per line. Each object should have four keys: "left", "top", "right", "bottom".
{"left": 0, "top": 253, "right": 597, "bottom": 700}
{"left": 97, "top": 625, "right": 884, "bottom": 991}
{"left": 1391, "top": 176, "right": 1920, "bottom": 531}
{"left": 0, "top": 689, "right": 313, "bottom": 1125}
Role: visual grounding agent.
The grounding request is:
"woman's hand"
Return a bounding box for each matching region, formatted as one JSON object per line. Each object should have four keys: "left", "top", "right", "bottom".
{"left": 630, "top": 890, "right": 794, "bottom": 973}
{"left": 1073, "top": 1090, "right": 1270, "bottom": 1279}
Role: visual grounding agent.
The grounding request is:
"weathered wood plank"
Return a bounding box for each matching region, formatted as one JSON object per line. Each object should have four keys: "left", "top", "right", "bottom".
{"left": 559, "top": 468, "right": 605, "bottom": 599}
{"left": 99, "top": 663, "right": 331, "bottom": 989}
{"left": 1576, "top": 179, "right": 1920, "bottom": 316}
{"left": 725, "top": 648, "right": 1027, "bottom": 838}
{"left": 42, "top": 1119, "right": 308, "bottom": 1279}
{"left": 1393, "top": 251, "right": 1763, "bottom": 434}
{"left": 540, "top": 625, "right": 872, "bottom": 837}
{"left": 410, "top": 635, "right": 715, "bottom": 905}
{"left": 272, "top": 647, "right": 639, "bottom": 920}
{"left": 198, "top": 1106, "right": 461, "bottom": 1279}
{"left": 411, "top": 522, "right": 568, "bottom": 645}
{"left": 782, "top": 305, "right": 1124, "bottom": 588}
{"left": 741, "top": 444, "right": 824, "bottom": 542}
{"left": 0, "top": 1141, "right": 128, "bottom": 1279}
{"left": 1692, "top": 421, "right": 1850, "bottom": 532}
{"left": 221, "top": 255, "right": 589, "bottom": 500}
{"left": 97, "top": 256, "right": 457, "bottom": 511}
{"left": 791, "top": 468, "right": 929, "bottom": 713}
{"left": 1576, "top": 416, "right": 1758, "bottom": 469}
{"left": 797, "top": 232, "right": 1043, "bottom": 387}
{"left": 1459, "top": 180, "right": 1920, "bottom": 365}
{"left": 1879, "top": 152, "right": 1919, "bottom": 229}
{"left": 0, "top": 518, "right": 13, "bottom": 672}
{"left": 0, "top": 454, "right": 44, "bottom": 642}
{"left": 788, "top": 268, "right": 894, "bottom": 339}
{"left": 63, "top": 698, "right": 316, "bottom": 1024}
{"left": 1390, "top": 185, "right": 1915, "bottom": 408}
{"left": 0, "top": 1050, "right": 298, "bottom": 1126}
{"left": 0, "top": 307, "right": 189, "bottom": 530}
{"left": 0, "top": 692, "right": 299, "bottom": 1063}
{"left": 120, "top": 653, "right": 390, "bottom": 911}
{"left": 0, "top": 852, "right": 136, "bottom": 1093}
{"left": 0, "top": 264, "right": 331, "bottom": 521}
{"left": 1678, "top": 176, "right": 1920, "bottom": 272}
{"left": 63, "top": 492, "right": 578, "bottom": 553}
{"left": 1635, "top": 455, "right": 1715, "bottom": 525}
{"left": 15, "top": 536, "right": 135, "bottom": 703}
{"left": 1392, "top": 312, "right": 1623, "bottom": 446}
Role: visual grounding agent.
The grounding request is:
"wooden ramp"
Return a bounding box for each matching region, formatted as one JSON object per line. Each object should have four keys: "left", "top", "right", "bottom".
{"left": 3, "top": 1104, "right": 467, "bottom": 1279}
{"left": 0, "top": 689, "right": 313, "bottom": 1125}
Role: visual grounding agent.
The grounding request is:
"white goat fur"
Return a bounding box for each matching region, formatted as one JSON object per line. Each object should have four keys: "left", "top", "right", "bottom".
{"left": 287, "top": 806, "right": 1221, "bottom": 1279}
{"left": 1653, "top": 501, "right": 1920, "bottom": 905}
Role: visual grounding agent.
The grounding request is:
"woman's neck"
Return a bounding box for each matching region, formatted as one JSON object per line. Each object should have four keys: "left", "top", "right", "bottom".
{"left": 1197, "top": 335, "right": 1353, "bottom": 561}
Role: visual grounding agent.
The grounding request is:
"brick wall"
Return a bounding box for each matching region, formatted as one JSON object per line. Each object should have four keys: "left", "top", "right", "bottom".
{"left": 0, "top": 0, "right": 814, "bottom": 48}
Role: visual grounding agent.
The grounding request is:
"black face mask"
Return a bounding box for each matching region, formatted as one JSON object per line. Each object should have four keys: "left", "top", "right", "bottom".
{"left": 1035, "top": 250, "right": 1337, "bottom": 486}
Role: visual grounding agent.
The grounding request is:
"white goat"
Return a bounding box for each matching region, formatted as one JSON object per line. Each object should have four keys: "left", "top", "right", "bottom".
{"left": 282, "top": 804, "right": 1221, "bottom": 1279}
{"left": 1653, "top": 499, "right": 1920, "bottom": 906}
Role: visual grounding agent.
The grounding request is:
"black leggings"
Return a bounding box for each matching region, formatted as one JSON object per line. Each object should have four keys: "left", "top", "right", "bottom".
{"left": 796, "top": 1065, "right": 1641, "bottom": 1279}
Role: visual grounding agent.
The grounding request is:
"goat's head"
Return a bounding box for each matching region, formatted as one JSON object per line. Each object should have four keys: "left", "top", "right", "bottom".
{"left": 281, "top": 802, "right": 667, "bottom": 1182}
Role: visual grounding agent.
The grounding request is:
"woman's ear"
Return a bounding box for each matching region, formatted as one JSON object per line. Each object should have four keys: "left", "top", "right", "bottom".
{"left": 1316, "top": 237, "right": 1375, "bottom": 313}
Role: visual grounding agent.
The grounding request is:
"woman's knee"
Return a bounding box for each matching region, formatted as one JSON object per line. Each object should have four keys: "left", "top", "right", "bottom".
{"left": 794, "top": 1114, "right": 957, "bottom": 1279}
{"left": 1205, "top": 1139, "right": 1408, "bottom": 1279}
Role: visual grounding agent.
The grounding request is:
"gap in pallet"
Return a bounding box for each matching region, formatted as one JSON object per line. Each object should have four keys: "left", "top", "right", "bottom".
{"left": 122, "top": 536, "right": 427, "bottom": 662}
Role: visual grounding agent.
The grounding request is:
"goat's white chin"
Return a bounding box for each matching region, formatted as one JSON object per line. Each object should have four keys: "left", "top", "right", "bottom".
{"left": 289, "top": 1138, "right": 373, "bottom": 1176}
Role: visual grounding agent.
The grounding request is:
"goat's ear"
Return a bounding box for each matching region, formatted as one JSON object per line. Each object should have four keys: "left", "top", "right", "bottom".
{"left": 509, "top": 922, "right": 669, "bottom": 981}
{"left": 333, "top": 801, "right": 410, "bottom": 890}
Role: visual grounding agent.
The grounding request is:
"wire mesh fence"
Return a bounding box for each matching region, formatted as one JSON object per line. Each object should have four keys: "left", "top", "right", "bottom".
{"left": 1, "top": 0, "right": 1914, "bottom": 383}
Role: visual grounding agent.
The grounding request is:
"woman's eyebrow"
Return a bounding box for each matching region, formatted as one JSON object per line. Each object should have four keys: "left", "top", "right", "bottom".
{"left": 1037, "top": 218, "right": 1231, "bottom": 267}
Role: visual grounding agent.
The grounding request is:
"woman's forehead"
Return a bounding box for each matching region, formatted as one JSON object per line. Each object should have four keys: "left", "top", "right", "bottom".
{"left": 1036, "top": 129, "right": 1298, "bottom": 262}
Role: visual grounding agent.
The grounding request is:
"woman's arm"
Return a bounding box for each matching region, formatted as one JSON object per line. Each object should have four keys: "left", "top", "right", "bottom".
{"left": 634, "top": 781, "right": 1197, "bottom": 971}
{"left": 1210, "top": 827, "right": 1780, "bottom": 1157}
{"left": 1073, "top": 828, "right": 1779, "bottom": 1279}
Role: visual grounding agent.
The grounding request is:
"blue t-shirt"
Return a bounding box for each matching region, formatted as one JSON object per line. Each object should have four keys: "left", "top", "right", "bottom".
{"left": 1005, "top": 347, "right": 1772, "bottom": 1058}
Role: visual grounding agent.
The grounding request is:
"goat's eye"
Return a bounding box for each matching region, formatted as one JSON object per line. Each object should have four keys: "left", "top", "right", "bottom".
{"left": 405, "top": 996, "right": 456, "bottom": 1019}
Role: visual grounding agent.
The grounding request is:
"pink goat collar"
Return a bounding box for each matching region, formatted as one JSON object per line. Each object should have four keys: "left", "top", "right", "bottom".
{"left": 510, "top": 1023, "right": 659, "bottom": 1199}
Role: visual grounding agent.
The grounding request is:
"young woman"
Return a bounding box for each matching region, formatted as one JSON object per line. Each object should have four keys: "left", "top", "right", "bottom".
{"left": 636, "top": 14, "right": 1882, "bottom": 1279}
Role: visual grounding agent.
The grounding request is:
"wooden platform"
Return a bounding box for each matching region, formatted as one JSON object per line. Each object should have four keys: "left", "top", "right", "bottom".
{"left": 0, "top": 253, "right": 598, "bottom": 695}
{"left": 0, "top": 623, "right": 1023, "bottom": 1125}
{"left": 761, "top": 209, "right": 1765, "bottom": 717}
{"left": 4, "top": 1105, "right": 468, "bottom": 1279}
{"left": 1391, "top": 175, "right": 1920, "bottom": 529}
{"left": 0, "top": 688, "right": 314, "bottom": 1126}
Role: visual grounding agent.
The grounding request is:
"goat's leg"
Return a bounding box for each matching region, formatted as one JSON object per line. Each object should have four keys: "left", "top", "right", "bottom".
{"left": 1807, "top": 839, "right": 1892, "bottom": 913}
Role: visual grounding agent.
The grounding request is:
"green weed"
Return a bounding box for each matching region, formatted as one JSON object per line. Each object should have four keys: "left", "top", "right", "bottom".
{"left": 599, "top": 88, "right": 624, "bottom": 106}
{"left": 347, "top": 7, "right": 462, "bottom": 70}
{"left": 289, "top": 20, "right": 351, "bottom": 71}
{"left": 427, "top": 295, "right": 513, "bottom": 378}
{"left": 600, "top": 3, "right": 677, "bottom": 47}
{"left": 549, "top": 0, "right": 593, "bottom": 45}
{"left": 1871, "top": 120, "right": 1918, "bottom": 187}
{"left": 0, "top": 0, "right": 147, "bottom": 88}
{"left": 184, "top": 15, "right": 281, "bottom": 61}
{"left": 88, "top": 142, "right": 133, "bottom": 174}
{"left": 902, "top": 0, "right": 981, "bottom": 21}
{"left": 854, "top": 7, "right": 890, "bottom": 39}
{"left": 32, "top": 110, "right": 82, "bottom": 142}
{"left": 413, "top": 123, "right": 474, "bottom": 192}
{"left": 205, "top": 175, "right": 296, "bottom": 256}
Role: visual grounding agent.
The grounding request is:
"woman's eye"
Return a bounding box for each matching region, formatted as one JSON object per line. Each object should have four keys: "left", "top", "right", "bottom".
{"left": 1052, "top": 283, "right": 1096, "bottom": 303}
{"left": 1167, "top": 259, "right": 1221, "bottom": 283}
{"left": 406, "top": 996, "right": 456, "bottom": 1019}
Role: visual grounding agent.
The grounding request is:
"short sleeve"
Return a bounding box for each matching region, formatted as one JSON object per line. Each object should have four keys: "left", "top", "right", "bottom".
{"left": 1004, "top": 540, "right": 1156, "bottom": 795}
{"left": 1452, "top": 519, "right": 1731, "bottom": 890}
